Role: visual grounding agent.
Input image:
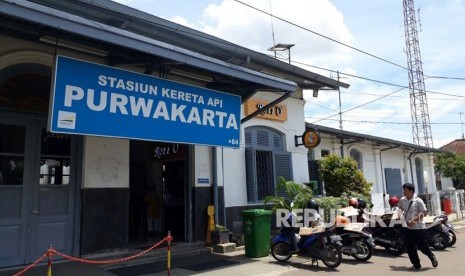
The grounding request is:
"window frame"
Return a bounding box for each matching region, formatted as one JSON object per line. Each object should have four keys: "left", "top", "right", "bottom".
{"left": 244, "top": 126, "right": 293, "bottom": 203}
{"left": 349, "top": 148, "right": 363, "bottom": 171}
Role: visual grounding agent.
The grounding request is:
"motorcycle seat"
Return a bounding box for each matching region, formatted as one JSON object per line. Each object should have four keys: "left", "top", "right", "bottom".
{"left": 299, "top": 226, "right": 325, "bottom": 235}
{"left": 423, "top": 215, "right": 435, "bottom": 224}
{"left": 343, "top": 223, "right": 368, "bottom": 231}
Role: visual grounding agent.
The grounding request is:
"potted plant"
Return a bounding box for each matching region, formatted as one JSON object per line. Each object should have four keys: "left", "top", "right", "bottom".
{"left": 211, "top": 224, "right": 230, "bottom": 244}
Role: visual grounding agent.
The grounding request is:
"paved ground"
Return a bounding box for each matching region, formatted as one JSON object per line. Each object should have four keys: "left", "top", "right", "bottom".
{"left": 148, "top": 225, "right": 465, "bottom": 276}
{"left": 2, "top": 217, "right": 464, "bottom": 276}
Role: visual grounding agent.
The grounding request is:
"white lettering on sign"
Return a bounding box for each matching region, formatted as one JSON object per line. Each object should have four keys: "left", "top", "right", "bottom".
{"left": 161, "top": 88, "right": 205, "bottom": 105}
{"left": 207, "top": 97, "right": 223, "bottom": 107}
{"left": 64, "top": 85, "right": 238, "bottom": 130}
{"left": 64, "top": 85, "right": 84, "bottom": 107}
{"left": 98, "top": 75, "right": 158, "bottom": 95}
{"left": 257, "top": 103, "right": 283, "bottom": 116}
{"left": 154, "top": 144, "right": 180, "bottom": 159}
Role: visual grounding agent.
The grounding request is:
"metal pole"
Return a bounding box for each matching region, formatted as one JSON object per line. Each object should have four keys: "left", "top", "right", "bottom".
{"left": 212, "top": 147, "right": 219, "bottom": 224}
{"left": 460, "top": 112, "right": 464, "bottom": 139}
{"left": 47, "top": 245, "right": 52, "bottom": 276}
{"left": 338, "top": 71, "right": 344, "bottom": 157}
{"left": 167, "top": 231, "right": 172, "bottom": 276}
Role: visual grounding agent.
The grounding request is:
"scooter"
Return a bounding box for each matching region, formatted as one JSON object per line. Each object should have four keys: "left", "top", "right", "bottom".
{"left": 425, "top": 216, "right": 450, "bottom": 250}
{"left": 270, "top": 213, "right": 343, "bottom": 268}
{"left": 435, "top": 214, "right": 456, "bottom": 247}
{"left": 357, "top": 209, "right": 406, "bottom": 256}
{"left": 424, "top": 215, "right": 454, "bottom": 249}
{"left": 335, "top": 222, "right": 374, "bottom": 261}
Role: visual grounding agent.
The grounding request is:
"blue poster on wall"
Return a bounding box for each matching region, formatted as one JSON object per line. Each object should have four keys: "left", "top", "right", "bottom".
{"left": 49, "top": 56, "right": 241, "bottom": 148}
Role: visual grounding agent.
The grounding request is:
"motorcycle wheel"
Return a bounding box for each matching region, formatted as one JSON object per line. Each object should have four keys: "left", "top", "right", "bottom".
{"left": 322, "top": 244, "right": 342, "bottom": 269}
{"left": 385, "top": 236, "right": 406, "bottom": 256}
{"left": 270, "top": 242, "right": 292, "bottom": 262}
{"left": 448, "top": 230, "right": 457, "bottom": 247}
{"left": 431, "top": 233, "right": 449, "bottom": 250}
{"left": 352, "top": 240, "right": 373, "bottom": 261}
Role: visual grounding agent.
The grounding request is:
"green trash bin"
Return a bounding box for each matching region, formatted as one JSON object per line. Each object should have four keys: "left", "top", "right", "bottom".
{"left": 240, "top": 209, "right": 273, "bottom": 257}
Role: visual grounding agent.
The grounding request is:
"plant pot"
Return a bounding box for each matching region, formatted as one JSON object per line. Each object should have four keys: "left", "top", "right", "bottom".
{"left": 211, "top": 230, "right": 229, "bottom": 244}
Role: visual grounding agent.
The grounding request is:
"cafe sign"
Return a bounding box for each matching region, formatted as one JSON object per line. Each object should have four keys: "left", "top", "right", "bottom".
{"left": 243, "top": 98, "right": 287, "bottom": 122}
{"left": 294, "top": 128, "right": 321, "bottom": 148}
{"left": 152, "top": 143, "right": 186, "bottom": 161}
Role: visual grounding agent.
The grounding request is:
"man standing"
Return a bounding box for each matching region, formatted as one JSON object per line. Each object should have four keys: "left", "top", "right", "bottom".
{"left": 398, "top": 183, "right": 438, "bottom": 270}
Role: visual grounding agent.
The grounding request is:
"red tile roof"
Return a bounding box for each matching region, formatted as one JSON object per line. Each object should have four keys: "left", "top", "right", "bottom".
{"left": 440, "top": 139, "right": 465, "bottom": 155}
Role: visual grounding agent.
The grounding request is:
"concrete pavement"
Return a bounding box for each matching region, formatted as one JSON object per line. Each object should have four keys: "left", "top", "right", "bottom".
{"left": 150, "top": 224, "right": 465, "bottom": 276}
{"left": 1, "top": 215, "right": 464, "bottom": 276}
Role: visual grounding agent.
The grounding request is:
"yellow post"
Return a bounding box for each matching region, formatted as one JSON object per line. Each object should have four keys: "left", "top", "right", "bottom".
{"left": 47, "top": 245, "right": 52, "bottom": 276}
{"left": 166, "top": 231, "right": 173, "bottom": 276}
{"left": 206, "top": 205, "right": 215, "bottom": 244}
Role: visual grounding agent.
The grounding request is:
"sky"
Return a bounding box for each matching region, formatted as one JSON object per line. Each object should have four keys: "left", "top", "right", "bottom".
{"left": 112, "top": 0, "right": 465, "bottom": 148}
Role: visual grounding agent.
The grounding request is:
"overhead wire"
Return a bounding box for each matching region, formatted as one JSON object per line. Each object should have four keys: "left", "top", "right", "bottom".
{"left": 425, "top": 76, "right": 465, "bottom": 81}
{"left": 283, "top": 56, "right": 465, "bottom": 99}
{"left": 305, "top": 117, "right": 464, "bottom": 125}
{"left": 318, "top": 89, "right": 465, "bottom": 101}
{"left": 310, "top": 87, "right": 408, "bottom": 124}
{"left": 233, "top": 0, "right": 410, "bottom": 71}
{"left": 233, "top": 0, "right": 464, "bottom": 82}
{"left": 234, "top": 0, "right": 465, "bottom": 122}
{"left": 122, "top": 0, "right": 464, "bottom": 86}
{"left": 123, "top": 0, "right": 464, "bottom": 100}
{"left": 112, "top": 0, "right": 465, "bottom": 144}
{"left": 136, "top": 0, "right": 464, "bottom": 132}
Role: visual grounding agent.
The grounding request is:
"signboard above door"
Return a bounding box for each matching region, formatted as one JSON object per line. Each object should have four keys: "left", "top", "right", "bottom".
{"left": 243, "top": 98, "right": 287, "bottom": 122}
{"left": 49, "top": 56, "right": 241, "bottom": 148}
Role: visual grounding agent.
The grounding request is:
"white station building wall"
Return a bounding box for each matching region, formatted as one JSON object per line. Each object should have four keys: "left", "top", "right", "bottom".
{"left": 223, "top": 92, "right": 308, "bottom": 208}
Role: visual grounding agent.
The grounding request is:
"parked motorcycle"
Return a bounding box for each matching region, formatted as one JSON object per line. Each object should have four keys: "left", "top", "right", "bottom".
{"left": 424, "top": 214, "right": 456, "bottom": 249}
{"left": 270, "top": 221, "right": 343, "bottom": 268}
{"left": 335, "top": 222, "right": 374, "bottom": 261}
{"left": 424, "top": 215, "right": 450, "bottom": 250}
{"left": 435, "top": 214, "right": 456, "bottom": 247}
{"left": 357, "top": 210, "right": 406, "bottom": 256}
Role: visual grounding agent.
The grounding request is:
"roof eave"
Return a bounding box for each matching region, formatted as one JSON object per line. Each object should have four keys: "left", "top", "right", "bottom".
{"left": 1, "top": 0, "right": 297, "bottom": 93}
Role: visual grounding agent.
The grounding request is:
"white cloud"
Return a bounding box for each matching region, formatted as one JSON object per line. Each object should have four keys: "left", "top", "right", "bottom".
{"left": 112, "top": 0, "right": 465, "bottom": 148}
{"left": 197, "top": 0, "right": 353, "bottom": 71}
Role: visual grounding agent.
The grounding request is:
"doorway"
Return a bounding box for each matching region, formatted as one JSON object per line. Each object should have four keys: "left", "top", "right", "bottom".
{"left": 162, "top": 160, "right": 186, "bottom": 241}
{"left": 0, "top": 114, "right": 76, "bottom": 267}
{"left": 129, "top": 141, "right": 187, "bottom": 245}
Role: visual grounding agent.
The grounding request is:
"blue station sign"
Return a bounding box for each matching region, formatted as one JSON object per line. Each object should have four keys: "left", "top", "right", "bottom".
{"left": 49, "top": 56, "right": 241, "bottom": 148}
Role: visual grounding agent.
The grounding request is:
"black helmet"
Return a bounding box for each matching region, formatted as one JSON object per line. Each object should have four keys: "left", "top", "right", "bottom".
{"left": 307, "top": 199, "right": 320, "bottom": 212}
{"left": 357, "top": 198, "right": 367, "bottom": 209}
{"left": 348, "top": 197, "right": 358, "bottom": 208}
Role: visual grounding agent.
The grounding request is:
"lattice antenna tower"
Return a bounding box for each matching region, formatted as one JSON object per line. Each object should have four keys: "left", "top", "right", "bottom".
{"left": 402, "top": 0, "right": 433, "bottom": 148}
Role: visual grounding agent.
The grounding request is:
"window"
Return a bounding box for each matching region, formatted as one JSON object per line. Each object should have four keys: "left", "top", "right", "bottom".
{"left": 39, "top": 129, "right": 71, "bottom": 185}
{"left": 0, "top": 124, "right": 26, "bottom": 185}
{"left": 321, "top": 149, "right": 330, "bottom": 157}
{"left": 349, "top": 148, "right": 363, "bottom": 171}
{"left": 385, "top": 168, "right": 402, "bottom": 197}
{"left": 245, "top": 127, "right": 292, "bottom": 202}
{"left": 415, "top": 157, "right": 425, "bottom": 194}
